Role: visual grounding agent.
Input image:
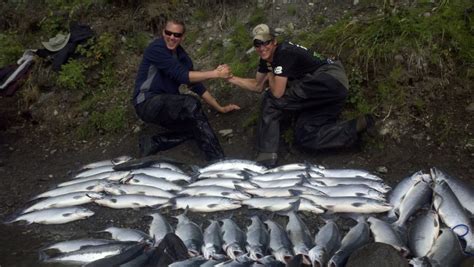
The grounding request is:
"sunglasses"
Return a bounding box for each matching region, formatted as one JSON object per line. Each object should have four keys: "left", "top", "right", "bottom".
{"left": 254, "top": 39, "right": 272, "bottom": 48}
{"left": 164, "top": 29, "right": 184, "bottom": 38}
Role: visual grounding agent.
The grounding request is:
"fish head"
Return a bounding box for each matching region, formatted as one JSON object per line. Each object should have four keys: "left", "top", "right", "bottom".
{"left": 102, "top": 226, "right": 119, "bottom": 234}
{"left": 380, "top": 202, "right": 394, "bottom": 212}
{"left": 398, "top": 246, "right": 410, "bottom": 258}
{"left": 202, "top": 243, "right": 218, "bottom": 259}
{"left": 102, "top": 183, "right": 122, "bottom": 195}
{"left": 95, "top": 180, "right": 112, "bottom": 190}
{"left": 293, "top": 244, "right": 310, "bottom": 256}
{"left": 236, "top": 191, "right": 252, "bottom": 200}
{"left": 247, "top": 245, "right": 265, "bottom": 261}
{"left": 308, "top": 246, "right": 327, "bottom": 267}
{"left": 273, "top": 247, "right": 293, "bottom": 264}
{"left": 76, "top": 207, "right": 94, "bottom": 217}
{"left": 174, "top": 213, "right": 188, "bottom": 224}
{"left": 225, "top": 243, "right": 245, "bottom": 260}
{"left": 85, "top": 192, "right": 106, "bottom": 201}
{"left": 328, "top": 250, "right": 349, "bottom": 267}
{"left": 429, "top": 168, "right": 443, "bottom": 183}
{"left": 249, "top": 215, "right": 261, "bottom": 224}
{"left": 409, "top": 257, "right": 430, "bottom": 267}
{"left": 368, "top": 189, "right": 386, "bottom": 201}
{"left": 119, "top": 173, "right": 135, "bottom": 184}
{"left": 229, "top": 199, "right": 243, "bottom": 208}
{"left": 187, "top": 248, "right": 201, "bottom": 258}
{"left": 420, "top": 173, "right": 433, "bottom": 183}
{"left": 111, "top": 155, "right": 132, "bottom": 164}
{"left": 235, "top": 180, "right": 259, "bottom": 189}
{"left": 184, "top": 241, "right": 201, "bottom": 257}
{"left": 380, "top": 184, "right": 392, "bottom": 193}
{"left": 235, "top": 253, "right": 254, "bottom": 263}
{"left": 367, "top": 216, "right": 377, "bottom": 224}
{"left": 295, "top": 250, "right": 312, "bottom": 266}
{"left": 107, "top": 171, "right": 131, "bottom": 181}
{"left": 366, "top": 174, "right": 383, "bottom": 181}
{"left": 256, "top": 255, "right": 280, "bottom": 265}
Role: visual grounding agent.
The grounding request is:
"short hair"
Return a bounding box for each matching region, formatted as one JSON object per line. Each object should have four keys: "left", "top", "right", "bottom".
{"left": 165, "top": 19, "right": 186, "bottom": 34}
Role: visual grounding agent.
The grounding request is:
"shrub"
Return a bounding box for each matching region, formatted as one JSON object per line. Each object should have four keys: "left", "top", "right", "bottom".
{"left": 0, "top": 33, "right": 24, "bottom": 66}
{"left": 57, "top": 59, "right": 87, "bottom": 91}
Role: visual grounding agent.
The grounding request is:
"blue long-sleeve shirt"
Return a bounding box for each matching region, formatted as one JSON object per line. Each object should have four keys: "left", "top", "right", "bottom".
{"left": 133, "top": 38, "right": 206, "bottom": 106}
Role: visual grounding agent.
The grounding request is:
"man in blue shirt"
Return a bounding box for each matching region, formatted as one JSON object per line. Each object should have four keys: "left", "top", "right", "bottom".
{"left": 133, "top": 19, "right": 239, "bottom": 160}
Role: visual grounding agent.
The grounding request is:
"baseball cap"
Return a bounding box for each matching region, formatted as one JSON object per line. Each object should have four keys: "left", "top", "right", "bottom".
{"left": 252, "top": 24, "right": 273, "bottom": 42}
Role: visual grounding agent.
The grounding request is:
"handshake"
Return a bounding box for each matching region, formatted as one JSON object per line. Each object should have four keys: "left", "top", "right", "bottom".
{"left": 215, "top": 64, "right": 234, "bottom": 79}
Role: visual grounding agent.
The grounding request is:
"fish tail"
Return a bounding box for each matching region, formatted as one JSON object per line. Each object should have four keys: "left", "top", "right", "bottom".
{"left": 38, "top": 249, "right": 51, "bottom": 262}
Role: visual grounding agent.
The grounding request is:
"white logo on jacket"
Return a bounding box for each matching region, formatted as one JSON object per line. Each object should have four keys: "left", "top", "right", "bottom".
{"left": 274, "top": 66, "right": 283, "bottom": 74}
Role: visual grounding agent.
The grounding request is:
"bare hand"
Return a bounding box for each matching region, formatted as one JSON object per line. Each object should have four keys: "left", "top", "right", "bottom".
{"left": 215, "top": 64, "right": 233, "bottom": 79}
{"left": 219, "top": 104, "right": 241, "bottom": 113}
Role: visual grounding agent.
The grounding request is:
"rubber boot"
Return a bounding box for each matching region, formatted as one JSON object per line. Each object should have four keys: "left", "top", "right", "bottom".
{"left": 255, "top": 152, "right": 278, "bottom": 167}
{"left": 139, "top": 132, "right": 192, "bottom": 157}
{"left": 153, "top": 131, "right": 193, "bottom": 151}
{"left": 193, "top": 119, "right": 225, "bottom": 161}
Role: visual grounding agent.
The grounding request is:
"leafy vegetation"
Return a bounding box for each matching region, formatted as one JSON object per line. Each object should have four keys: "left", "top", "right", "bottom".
{"left": 57, "top": 59, "right": 87, "bottom": 91}
{"left": 294, "top": 0, "right": 473, "bottom": 121}
{"left": 214, "top": 22, "right": 259, "bottom": 77}
{"left": 77, "top": 32, "right": 116, "bottom": 67}
{"left": 38, "top": 0, "right": 94, "bottom": 35}
{"left": 248, "top": 8, "right": 266, "bottom": 26}
{"left": 0, "top": 33, "right": 24, "bottom": 66}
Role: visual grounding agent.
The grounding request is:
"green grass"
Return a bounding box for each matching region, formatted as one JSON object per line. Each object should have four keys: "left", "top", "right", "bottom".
{"left": 193, "top": 8, "right": 209, "bottom": 22}
{"left": 75, "top": 89, "right": 129, "bottom": 138}
{"left": 125, "top": 32, "right": 151, "bottom": 54}
{"left": 293, "top": 1, "right": 473, "bottom": 117}
{"left": 249, "top": 8, "right": 266, "bottom": 26}
{"left": 310, "top": 2, "right": 473, "bottom": 74}
{"left": 0, "top": 33, "right": 24, "bottom": 66}
{"left": 57, "top": 59, "right": 87, "bottom": 91}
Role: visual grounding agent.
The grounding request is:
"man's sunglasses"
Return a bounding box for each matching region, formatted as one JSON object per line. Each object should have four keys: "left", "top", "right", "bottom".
{"left": 254, "top": 39, "right": 272, "bottom": 48}
{"left": 164, "top": 30, "right": 184, "bottom": 38}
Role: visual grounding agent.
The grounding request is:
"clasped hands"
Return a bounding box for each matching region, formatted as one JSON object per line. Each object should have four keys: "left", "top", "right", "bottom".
{"left": 213, "top": 64, "right": 240, "bottom": 113}
{"left": 215, "top": 64, "right": 233, "bottom": 79}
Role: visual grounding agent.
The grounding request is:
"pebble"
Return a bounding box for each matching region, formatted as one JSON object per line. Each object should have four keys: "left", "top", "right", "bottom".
{"left": 218, "top": 129, "right": 233, "bottom": 137}
{"left": 376, "top": 166, "right": 388, "bottom": 174}
{"left": 466, "top": 102, "right": 474, "bottom": 112}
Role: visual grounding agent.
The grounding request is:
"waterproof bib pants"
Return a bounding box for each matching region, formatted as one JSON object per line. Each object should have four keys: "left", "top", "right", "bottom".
{"left": 136, "top": 94, "right": 224, "bottom": 161}
{"left": 257, "top": 63, "right": 359, "bottom": 153}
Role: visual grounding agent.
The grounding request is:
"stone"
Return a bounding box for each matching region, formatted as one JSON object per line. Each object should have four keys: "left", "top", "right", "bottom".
{"left": 466, "top": 102, "right": 474, "bottom": 112}
{"left": 133, "top": 125, "right": 141, "bottom": 134}
{"left": 287, "top": 22, "right": 294, "bottom": 31}
{"left": 222, "top": 38, "right": 232, "bottom": 48}
{"left": 394, "top": 54, "right": 404, "bottom": 64}
{"left": 274, "top": 27, "right": 285, "bottom": 34}
{"left": 411, "top": 133, "right": 424, "bottom": 141}
{"left": 376, "top": 166, "right": 388, "bottom": 174}
{"left": 218, "top": 129, "right": 233, "bottom": 137}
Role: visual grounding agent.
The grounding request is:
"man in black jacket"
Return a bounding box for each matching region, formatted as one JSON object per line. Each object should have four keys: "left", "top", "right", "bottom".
{"left": 227, "top": 24, "right": 374, "bottom": 166}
